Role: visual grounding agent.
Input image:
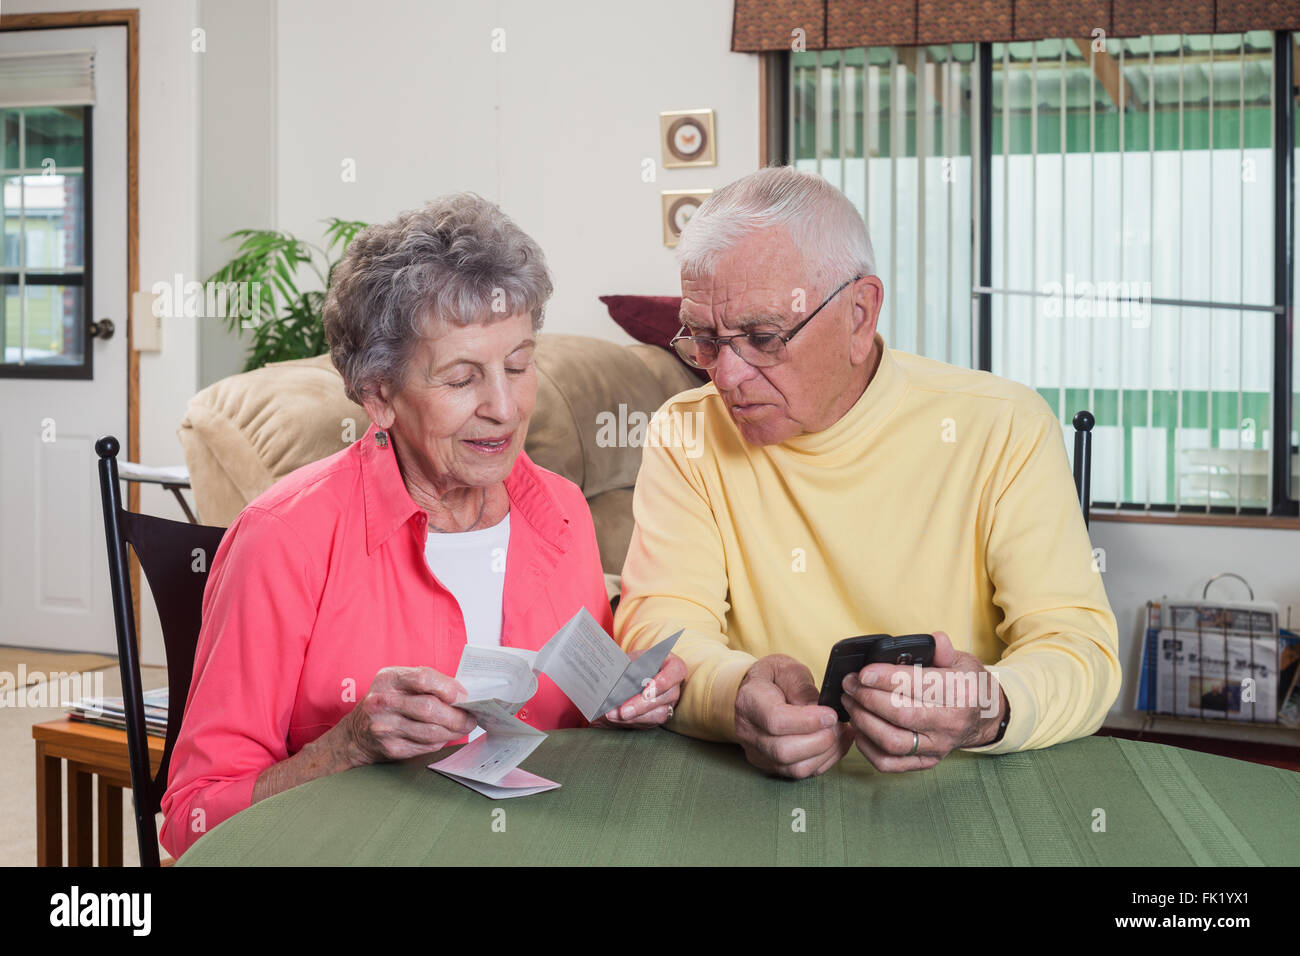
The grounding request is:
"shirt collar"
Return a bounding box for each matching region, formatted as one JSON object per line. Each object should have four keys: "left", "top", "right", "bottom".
{"left": 358, "top": 420, "right": 572, "bottom": 555}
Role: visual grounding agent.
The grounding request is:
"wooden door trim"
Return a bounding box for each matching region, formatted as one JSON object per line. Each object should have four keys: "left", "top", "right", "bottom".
{"left": 0, "top": 9, "right": 142, "bottom": 633}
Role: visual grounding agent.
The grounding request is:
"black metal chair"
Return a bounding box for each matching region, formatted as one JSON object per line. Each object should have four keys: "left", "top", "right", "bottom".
{"left": 1072, "top": 410, "right": 1094, "bottom": 527}
{"left": 96, "top": 436, "right": 225, "bottom": 866}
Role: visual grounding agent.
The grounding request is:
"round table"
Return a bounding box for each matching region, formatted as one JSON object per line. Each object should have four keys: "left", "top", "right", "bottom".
{"left": 176, "top": 729, "right": 1300, "bottom": 866}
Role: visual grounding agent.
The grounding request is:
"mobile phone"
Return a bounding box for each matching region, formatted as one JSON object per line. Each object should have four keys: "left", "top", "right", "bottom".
{"left": 816, "top": 634, "right": 936, "bottom": 722}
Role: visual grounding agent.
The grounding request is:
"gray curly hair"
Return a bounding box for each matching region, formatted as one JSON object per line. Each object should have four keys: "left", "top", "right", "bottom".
{"left": 323, "top": 193, "right": 553, "bottom": 404}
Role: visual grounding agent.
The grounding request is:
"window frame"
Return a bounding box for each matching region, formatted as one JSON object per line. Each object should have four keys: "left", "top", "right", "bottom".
{"left": 0, "top": 103, "right": 94, "bottom": 381}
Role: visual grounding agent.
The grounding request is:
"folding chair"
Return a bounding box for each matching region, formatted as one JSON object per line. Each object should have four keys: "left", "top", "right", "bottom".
{"left": 95, "top": 436, "right": 225, "bottom": 866}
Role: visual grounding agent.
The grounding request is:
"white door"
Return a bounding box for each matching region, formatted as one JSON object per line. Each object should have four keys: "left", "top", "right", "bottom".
{"left": 0, "top": 26, "right": 128, "bottom": 653}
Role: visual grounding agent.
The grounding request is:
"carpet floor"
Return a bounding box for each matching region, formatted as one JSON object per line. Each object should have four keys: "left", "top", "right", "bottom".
{"left": 0, "top": 647, "right": 117, "bottom": 684}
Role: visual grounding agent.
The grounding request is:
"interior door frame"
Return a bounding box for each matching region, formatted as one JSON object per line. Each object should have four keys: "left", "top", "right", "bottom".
{"left": 0, "top": 8, "right": 141, "bottom": 629}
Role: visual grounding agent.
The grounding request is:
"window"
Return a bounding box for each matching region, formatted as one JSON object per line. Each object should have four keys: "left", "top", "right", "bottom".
{"left": 791, "top": 45, "right": 975, "bottom": 366}
{"left": 788, "top": 32, "right": 1298, "bottom": 516}
{"left": 0, "top": 48, "right": 94, "bottom": 380}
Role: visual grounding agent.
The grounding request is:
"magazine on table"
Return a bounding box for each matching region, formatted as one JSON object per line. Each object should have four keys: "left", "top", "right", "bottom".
{"left": 66, "top": 687, "right": 169, "bottom": 737}
{"left": 1276, "top": 630, "right": 1300, "bottom": 727}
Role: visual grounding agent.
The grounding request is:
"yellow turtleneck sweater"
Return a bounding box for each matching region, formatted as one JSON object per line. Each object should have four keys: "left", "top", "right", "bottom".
{"left": 614, "top": 334, "right": 1121, "bottom": 754}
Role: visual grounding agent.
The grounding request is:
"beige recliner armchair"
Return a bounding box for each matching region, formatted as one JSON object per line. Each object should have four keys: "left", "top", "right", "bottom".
{"left": 177, "top": 334, "right": 701, "bottom": 593}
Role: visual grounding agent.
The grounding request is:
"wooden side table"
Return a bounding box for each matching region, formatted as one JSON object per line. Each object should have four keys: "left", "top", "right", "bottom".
{"left": 32, "top": 718, "right": 164, "bottom": 866}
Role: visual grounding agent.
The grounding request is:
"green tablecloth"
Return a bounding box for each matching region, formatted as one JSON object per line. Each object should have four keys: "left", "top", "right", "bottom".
{"left": 176, "top": 729, "right": 1300, "bottom": 866}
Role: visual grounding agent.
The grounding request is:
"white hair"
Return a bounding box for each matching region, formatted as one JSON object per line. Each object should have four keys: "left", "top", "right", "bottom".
{"left": 675, "top": 166, "right": 876, "bottom": 296}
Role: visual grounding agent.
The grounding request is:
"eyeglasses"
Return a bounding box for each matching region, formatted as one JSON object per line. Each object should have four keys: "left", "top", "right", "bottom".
{"left": 670, "top": 276, "right": 861, "bottom": 370}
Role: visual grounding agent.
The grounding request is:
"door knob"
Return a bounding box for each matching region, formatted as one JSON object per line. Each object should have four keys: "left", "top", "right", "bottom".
{"left": 89, "top": 318, "right": 115, "bottom": 340}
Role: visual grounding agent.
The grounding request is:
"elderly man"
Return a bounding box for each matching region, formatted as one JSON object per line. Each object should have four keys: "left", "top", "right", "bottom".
{"left": 614, "top": 166, "right": 1120, "bottom": 778}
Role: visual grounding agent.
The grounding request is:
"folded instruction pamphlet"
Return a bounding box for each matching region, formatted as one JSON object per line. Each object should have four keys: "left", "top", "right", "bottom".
{"left": 429, "top": 608, "right": 680, "bottom": 797}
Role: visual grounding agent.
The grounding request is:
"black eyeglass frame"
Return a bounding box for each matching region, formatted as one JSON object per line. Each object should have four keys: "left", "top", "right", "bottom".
{"left": 669, "top": 275, "right": 863, "bottom": 370}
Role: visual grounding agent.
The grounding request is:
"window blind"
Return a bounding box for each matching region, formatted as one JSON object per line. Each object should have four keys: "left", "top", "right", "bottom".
{"left": 0, "top": 50, "right": 95, "bottom": 108}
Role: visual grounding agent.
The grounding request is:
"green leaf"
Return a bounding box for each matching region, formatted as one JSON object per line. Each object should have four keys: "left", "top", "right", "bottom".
{"left": 210, "top": 218, "right": 367, "bottom": 368}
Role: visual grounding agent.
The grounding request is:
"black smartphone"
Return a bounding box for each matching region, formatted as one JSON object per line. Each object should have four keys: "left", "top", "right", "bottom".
{"left": 816, "top": 634, "right": 936, "bottom": 722}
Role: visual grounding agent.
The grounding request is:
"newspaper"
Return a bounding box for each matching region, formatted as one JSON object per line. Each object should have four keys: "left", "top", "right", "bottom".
{"left": 1153, "top": 602, "right": 1280, "bottom": 721}
{"left": 429, "top": 608, "right": 680, "bottom": 797}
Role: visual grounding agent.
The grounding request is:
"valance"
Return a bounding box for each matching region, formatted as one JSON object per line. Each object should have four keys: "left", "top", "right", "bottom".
{"left": 732, "top": 0, "right": 1300, "bottom": 51}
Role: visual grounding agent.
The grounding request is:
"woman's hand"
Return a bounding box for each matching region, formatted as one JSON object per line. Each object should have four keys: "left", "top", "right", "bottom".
{"left": 591, "top": 652, "right": 687, "bottom": 730}
{"left": 252, "top": 666, "right": 477, "bottom": 806}
{"left": 339, "top": 666, "right": 479, "bottom": 765}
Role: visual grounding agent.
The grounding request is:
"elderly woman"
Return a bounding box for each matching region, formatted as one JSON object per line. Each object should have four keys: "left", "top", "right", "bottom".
{"left": 160, "top": 194, "right": 685, "bottom": 858}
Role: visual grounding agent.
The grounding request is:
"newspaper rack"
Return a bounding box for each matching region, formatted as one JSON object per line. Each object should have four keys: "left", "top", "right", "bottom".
{"left": 1138, "top": 574, "right": 1300, "bottom": 730}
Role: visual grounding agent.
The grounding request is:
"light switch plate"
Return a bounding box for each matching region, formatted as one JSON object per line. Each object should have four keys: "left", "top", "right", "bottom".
{"left": 132, "top": 289, "right": 161, "bottom": 351}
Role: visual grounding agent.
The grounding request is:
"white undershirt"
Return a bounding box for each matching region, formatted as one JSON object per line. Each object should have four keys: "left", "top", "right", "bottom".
{"left": 423, "top": 512, "right": 510, "bottom": 650}
{"left": 424, "top": 513, "right": 510, "bottom": 743}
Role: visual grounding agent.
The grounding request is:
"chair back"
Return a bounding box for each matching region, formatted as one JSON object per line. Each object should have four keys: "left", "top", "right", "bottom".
{"left": 95, "top": 435, "right": 225, "bottom": 866}
{"left": 1072, "top": 410, "right": 1095, "bottom": 527}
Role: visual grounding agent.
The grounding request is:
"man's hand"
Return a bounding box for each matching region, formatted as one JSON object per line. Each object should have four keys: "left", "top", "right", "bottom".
{"left": 591, "top": 652, "right": 687, "bottom": 730}
{"left": 840, "top": 631, "right": 1008, "bottom": 773}
{"left": 735, "top": 654, "right": 853, "bottom": 778}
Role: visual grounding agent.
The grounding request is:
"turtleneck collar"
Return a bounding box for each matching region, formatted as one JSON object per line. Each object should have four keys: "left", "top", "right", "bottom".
{"left": 777, "top": 333, "right": 906, "bottom": 462}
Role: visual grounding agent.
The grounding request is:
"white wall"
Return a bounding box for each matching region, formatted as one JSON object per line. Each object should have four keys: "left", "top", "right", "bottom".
{"left": 197, "top": 0, "right": 276, "bottom": 387}
{"left": 1092, "top": 518, "right": 1300, "bottom": 744}
{"left": 273, "top": 0, "right": 759, "bottom": 339}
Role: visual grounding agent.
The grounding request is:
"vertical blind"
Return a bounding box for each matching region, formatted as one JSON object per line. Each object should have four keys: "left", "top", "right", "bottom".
{"left": 791, "top": 45, "right": 975, "bottom": 365}
{"left": 792, "top": 31, "right": 1299, "bottom": 513}
{"left": 988, "top": 34, "right": 1283, "bottom": 510}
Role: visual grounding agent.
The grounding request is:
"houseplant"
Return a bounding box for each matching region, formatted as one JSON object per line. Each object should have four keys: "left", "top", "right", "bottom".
{"left": 207, "top": 217, "right": 368, "bottom": 371}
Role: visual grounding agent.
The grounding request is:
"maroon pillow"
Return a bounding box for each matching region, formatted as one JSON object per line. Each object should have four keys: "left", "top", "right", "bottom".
{"left": 599, "top": 294, "right": 709, "bottom": 383}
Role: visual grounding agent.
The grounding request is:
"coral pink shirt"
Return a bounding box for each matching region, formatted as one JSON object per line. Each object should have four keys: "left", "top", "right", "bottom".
{"left": 160, "top": 422, "right": 612, "bottom": 858}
